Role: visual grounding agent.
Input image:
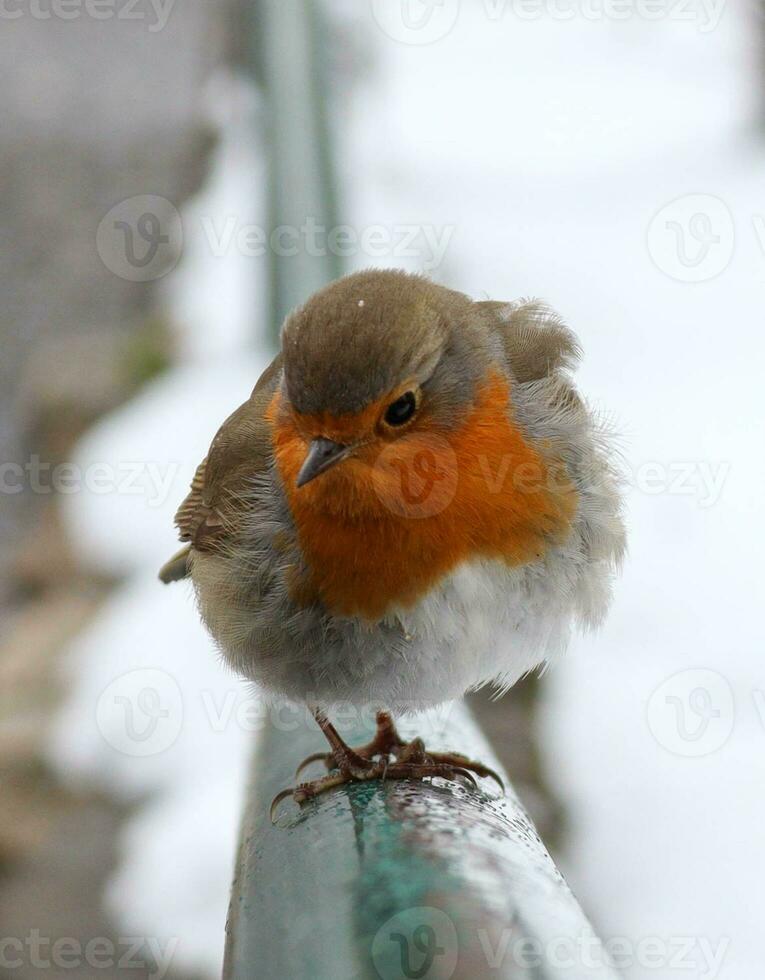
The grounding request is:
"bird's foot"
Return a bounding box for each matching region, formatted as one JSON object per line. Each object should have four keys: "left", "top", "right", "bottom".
{"left": 270, "top": 711, "right": 503, "bottom": 822}
{"left": 293, "top": 708, "right": 404, "bottom": 778}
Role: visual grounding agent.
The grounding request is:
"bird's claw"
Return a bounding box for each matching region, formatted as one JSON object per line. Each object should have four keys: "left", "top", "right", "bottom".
{"left": 269, "top": 786, "right": 298, "bottom": 824}
{"left": 421, "top": 750, "right": 505, "bottom": 792}
{"left": 271, "top": 711, "right": 504, "bottom": 823}
{"left": 270, "top": 760, "right": 484, "bottom": 822}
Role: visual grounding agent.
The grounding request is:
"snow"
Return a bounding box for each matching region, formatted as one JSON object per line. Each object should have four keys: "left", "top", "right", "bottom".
{"left": 49, "top": 574, "right": 255, "bottom": 978}
{"left": 62, "top": 356, "right": 267, "bottom": 578}
{"left": 339, "top": 5, "right": 764, "bottom": 978}
{"left": 49, "top": 75, "right": 271, "bottom": 975}
{"left": 50, "top": 7, "right": 765, "bottom": 979}
{"left": 164, "top": 71, "right": 267, "bottom": 362}
{"left": 332, "top": 6, "right": 765, "bottom": 975}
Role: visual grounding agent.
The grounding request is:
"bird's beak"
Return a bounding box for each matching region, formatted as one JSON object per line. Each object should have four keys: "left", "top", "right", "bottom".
{"left": 296, "top": 437, "right": 351, "bottom": 488}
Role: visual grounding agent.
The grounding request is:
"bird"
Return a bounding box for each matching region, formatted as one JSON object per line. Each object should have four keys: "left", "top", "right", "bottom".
{"left": 159, "top": 269, "right": 625, "bottom": 816}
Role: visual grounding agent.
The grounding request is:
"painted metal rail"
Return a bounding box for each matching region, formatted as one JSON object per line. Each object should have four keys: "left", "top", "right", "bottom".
{"left": 248, "top": 0, "right": 342, "bottom": 343}
{"left": 223, "top": 704, "right": 618, "bottom": 979}
{"left": 227, "top": 2, "right": 618, "bottom": 977}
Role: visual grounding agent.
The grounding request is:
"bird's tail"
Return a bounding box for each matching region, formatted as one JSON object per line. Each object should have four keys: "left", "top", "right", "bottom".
{"left": 158, "top": 544, "right": 191, "bottom": 584}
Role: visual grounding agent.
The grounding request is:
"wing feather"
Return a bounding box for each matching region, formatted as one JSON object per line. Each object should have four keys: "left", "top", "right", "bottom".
{"left": 477, "top": 299, "right": 581, "bottom": 383}
{"left": 159, "top": 355, "right": 282, "bottom": 581}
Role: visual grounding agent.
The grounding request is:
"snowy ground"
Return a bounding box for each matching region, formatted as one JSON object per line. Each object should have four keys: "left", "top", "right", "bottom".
{"left": 336, "top": 7, "right": 764, "bottom": 977}
{"left": 49, "top": 80, "right": 272, "bottom": 979}
{"left": 51, "top": 5, "right": 763, "bottom": 978}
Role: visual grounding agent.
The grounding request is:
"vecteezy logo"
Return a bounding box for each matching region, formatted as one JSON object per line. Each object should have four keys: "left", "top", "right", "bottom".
{"left": 371, "top": 906, "right": 458, "bottom": 979}
{"left": 372, "top": 434, "right": 458, "bottom": 519}
{"left": 646, "top": 669, "right": 735, "bottom": 758}
{"left": 96, "top": 195, "right": 183, "bottom": 282}
{"left": 396, "top": 450, "right": 445, "bottom": 506}
{"left": 647, "top": 194, "right": 734, "bottom": 282}
{"left": 96, "top": 668, "right": 184, "bottom": 757}
{"left": 370, "top": 0, "right": 460, "bottom": 45}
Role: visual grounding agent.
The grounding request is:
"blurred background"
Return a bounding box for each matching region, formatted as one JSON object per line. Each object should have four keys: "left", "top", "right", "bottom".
{"left": 1, "top": 0, "right": 763, "bottom": 977}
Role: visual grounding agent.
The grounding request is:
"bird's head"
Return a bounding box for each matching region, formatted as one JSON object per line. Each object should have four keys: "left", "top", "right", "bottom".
{"left": 270, "top": 269, "right": 494, "bottom": 511}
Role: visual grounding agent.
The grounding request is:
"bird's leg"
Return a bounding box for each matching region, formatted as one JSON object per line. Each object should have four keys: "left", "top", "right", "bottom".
{"left": 270, "top": 708, "right": 504, "bottom": 821}
{"left": 294, "top": 709, "right": 406, "bottom": 778}
{"left": 307, "top": 708, "right": 377, "bottom": 773}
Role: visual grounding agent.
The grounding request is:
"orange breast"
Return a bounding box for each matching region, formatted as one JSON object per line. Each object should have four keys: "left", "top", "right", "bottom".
{"left": 268, "top": 371, "right": 576, "bottom": 620}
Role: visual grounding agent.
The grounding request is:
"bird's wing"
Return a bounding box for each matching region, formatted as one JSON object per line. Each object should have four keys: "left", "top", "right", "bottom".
{"left": 477, "top": 299, "right": 581, "bottom": 384}
{"left": 158, "top": 354, "right": 283, "bottom": 583}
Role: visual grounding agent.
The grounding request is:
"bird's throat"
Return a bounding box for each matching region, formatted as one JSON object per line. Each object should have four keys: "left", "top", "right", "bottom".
{"left": 268, "top": 371, "right": 577, "bottom": 620}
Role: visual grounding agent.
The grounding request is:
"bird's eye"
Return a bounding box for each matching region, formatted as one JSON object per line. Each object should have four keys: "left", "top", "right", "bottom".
{"left": 384, "top": 391, "right": 417, "bottom": 427}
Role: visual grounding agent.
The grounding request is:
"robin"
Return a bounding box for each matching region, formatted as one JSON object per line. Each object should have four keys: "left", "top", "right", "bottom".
{"left": 160, "top": 269, "right": 625, "bottom": 815}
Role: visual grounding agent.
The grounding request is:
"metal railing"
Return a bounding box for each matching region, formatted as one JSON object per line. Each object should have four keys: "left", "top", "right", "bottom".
{"left": 223, "top": 703, "right": 617, "bottom": 979}
{"left": 225, "top": 3, "right": 618, "bottom": 977}
{"left": 248, "top": 0, "right": 342, "bottom": 346}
